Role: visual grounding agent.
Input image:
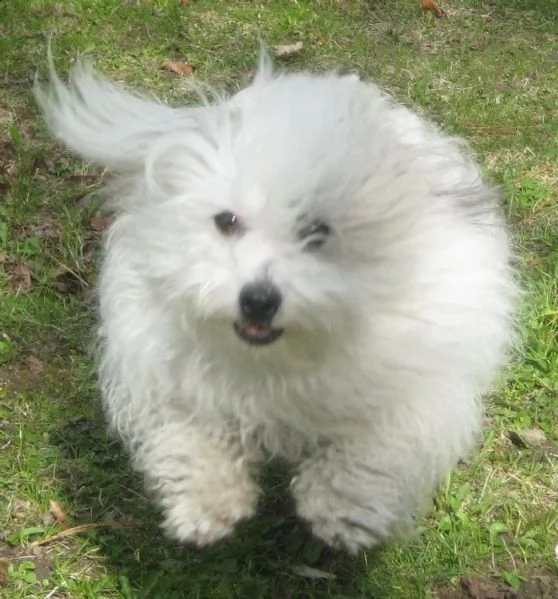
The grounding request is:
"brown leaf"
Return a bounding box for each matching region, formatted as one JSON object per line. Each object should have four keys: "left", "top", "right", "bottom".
{"left": 272, "top": 41, "right": 304, "bottom": 58}
{"left": 49, "top": 500, "right": 67, "bottom": 525}
{"left": 0, "top": 557, "right": 10, "bottom": 588}
{"left": 163, "top": 59, "right": 195, "bottom": 76}
{"left": 11, "top": 260, "right": 32, "bottom": 292}
{"left": 89, "top": 216, "right": 111, "bottom": 232}
{"left": 420, "top": 0, "right": 447, "bottom": 17}
{"left": 179, "top": 0, "right": 192, "bottom": 4}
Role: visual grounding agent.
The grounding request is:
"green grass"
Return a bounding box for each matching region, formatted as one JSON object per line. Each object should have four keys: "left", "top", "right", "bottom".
{"left": 1, "top": 1, "right": 557, "bottom": 597}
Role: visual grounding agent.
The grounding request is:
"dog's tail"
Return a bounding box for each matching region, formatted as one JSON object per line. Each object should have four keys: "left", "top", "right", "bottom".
{"left": 34, "top": 53, "right": 179, "bottom": 171}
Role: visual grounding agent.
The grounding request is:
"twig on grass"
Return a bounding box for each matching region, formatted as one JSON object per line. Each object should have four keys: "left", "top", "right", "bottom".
{"left": 30, "top": 520, "right": 141, "bottom": 548}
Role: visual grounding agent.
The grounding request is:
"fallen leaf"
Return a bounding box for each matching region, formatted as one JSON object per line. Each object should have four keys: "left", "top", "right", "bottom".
{"left": 49, "top": 500, "right": 67, "bottom": 525}
{"left": 508, "top": 428, "right": 547, "bottom": 449}
{"left": 0, "top": 558, "right": 10, "bottom": 588}
{"left": 272, "top": 41, "right": 304, "bottom": 58}
{"left": 89, "top": 216, "right": 111, "bottom": 232}
{"left": 420, "top": 0, "right": 447, "bottom": 18}
{"left": 179, "top": 0, "right": 192, "bottom": 4}
{"left": 54, "top": 270, "right": 83, "bottom": 295}
{"left": 163, "top": 59, "right": 195, "bottom": 75}
{"left": 11, "top": 260, "right": 32, "bottom": 292}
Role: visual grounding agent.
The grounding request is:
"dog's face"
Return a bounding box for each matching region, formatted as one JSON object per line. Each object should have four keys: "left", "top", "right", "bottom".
{"left": 130, "top": 74, "right": 398, "bottom": 355}
{"left": 135, "top": 109, "right": 360, "bottom": 353}
{"left": 37, "top": 61, "right": 421, "bottom": 357}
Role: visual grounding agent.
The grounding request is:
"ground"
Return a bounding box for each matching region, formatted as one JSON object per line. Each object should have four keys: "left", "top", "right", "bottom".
{"left": 0, "top": 1, "right": 557, "bottom": 598}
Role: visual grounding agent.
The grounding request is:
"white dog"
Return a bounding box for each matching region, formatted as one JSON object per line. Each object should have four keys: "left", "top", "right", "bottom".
{"left": 35, "top": 54, "right": 516, "bottom": 553}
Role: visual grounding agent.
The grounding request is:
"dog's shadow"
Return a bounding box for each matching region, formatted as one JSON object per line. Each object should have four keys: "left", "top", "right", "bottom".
{"left": 53, "top": 415, "right": 397, "bottom": 599}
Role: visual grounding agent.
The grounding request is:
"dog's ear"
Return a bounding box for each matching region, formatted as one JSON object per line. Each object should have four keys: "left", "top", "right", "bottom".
{"left": 34, "top": 59, "right": 178, "bottom": 171}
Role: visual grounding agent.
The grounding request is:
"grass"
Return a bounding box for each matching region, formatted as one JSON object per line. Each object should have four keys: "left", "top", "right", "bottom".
{"left": 0, "top": 0, "right": 557, "bottom": 597}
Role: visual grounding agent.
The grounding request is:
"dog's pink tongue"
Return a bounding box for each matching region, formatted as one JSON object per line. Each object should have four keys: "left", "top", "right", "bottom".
{"left": 245, "top": 324, "right": 271, "bottom": 337}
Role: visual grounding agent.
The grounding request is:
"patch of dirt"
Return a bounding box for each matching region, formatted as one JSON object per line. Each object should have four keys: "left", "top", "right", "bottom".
{"left": 434, "top": 575, "right": 558, "bottom": 599}
{"left": 25, "top": 212, "right": 63, "bottom": 244}
{"left": 517, "top": 576, "right": 558, "bottom": 599}
{"left": 54, "top": 269, "right": 87, "bottom": 295}
{"left": 0, "top": 556, "right": 9, "bottom": 587}
{"left": 0, "top": 138, "right": 17, "bottom": 189}
{"left": 0, "top": 542, "right": 55, "bottom": 589}
{"left": 27, "top": 550, "right": 54, "bottom": 583}
{"left": 460, "top": 576, "right": 516, "bottom": 598}
{"left": 0, "top": 138, "right": 14, "bottom": 170}
{"left": 0, "top": 360, "right": 46, "bottom": 393}
{"left": 9, "top": 260, "right": 32, "bottom": 292}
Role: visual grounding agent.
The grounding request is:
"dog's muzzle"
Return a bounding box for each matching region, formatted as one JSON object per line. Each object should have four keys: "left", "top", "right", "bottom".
{"left": 234, "top": 282, "right": 284, "bottom": 346}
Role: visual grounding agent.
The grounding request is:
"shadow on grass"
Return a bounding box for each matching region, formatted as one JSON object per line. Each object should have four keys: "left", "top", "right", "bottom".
{"left": 51, "top": 415, "right": 399, "bottom": 599}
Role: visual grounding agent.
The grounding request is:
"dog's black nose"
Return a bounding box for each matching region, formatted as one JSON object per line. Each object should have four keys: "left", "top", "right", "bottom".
{"left": 239, "top": 282, "right": 282, "bottom": 322}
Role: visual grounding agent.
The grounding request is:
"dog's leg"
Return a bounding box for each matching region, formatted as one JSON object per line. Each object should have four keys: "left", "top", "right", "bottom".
{"left": 291, "top": 440, "right": 432, "bottom": 554}
{"left": 135, "top": 419, "right": 260, "bottom": 547}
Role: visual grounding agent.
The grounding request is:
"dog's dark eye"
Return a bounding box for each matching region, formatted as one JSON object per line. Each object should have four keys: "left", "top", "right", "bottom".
{"left": 299, "top": 220, "right": 332, "bottom": 250}
{"left": 214, "top": 211, "right": 242, "bottom": 236}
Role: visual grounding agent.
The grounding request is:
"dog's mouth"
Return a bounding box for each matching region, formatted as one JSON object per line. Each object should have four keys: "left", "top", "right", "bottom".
{"left": 234, "top": 321, "right": 285, "bottom": 346}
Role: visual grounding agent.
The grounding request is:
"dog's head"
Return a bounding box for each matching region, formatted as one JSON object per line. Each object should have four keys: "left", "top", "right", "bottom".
{"left": 36, "top": 55, "right": 428, "bottom": 360}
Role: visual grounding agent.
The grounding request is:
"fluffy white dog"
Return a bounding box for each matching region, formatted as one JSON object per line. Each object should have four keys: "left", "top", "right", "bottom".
{"left": 36, "top": 54, "right": 516, "bottom": 553}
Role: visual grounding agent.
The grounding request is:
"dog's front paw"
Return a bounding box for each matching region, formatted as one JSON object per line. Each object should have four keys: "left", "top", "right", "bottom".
{"left": 159, "top": 468, "right": 260, "bottom": 547}
{"left": 292, "top": 459, "right": 397, "bottom": 554}
{"left": 296, "top": 509, "right": 381, "bottom": 555}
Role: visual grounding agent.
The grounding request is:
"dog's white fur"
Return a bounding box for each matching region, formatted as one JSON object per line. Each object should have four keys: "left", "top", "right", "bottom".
{"left": 35, "top": 55, "right": 516, "bottom": 553}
